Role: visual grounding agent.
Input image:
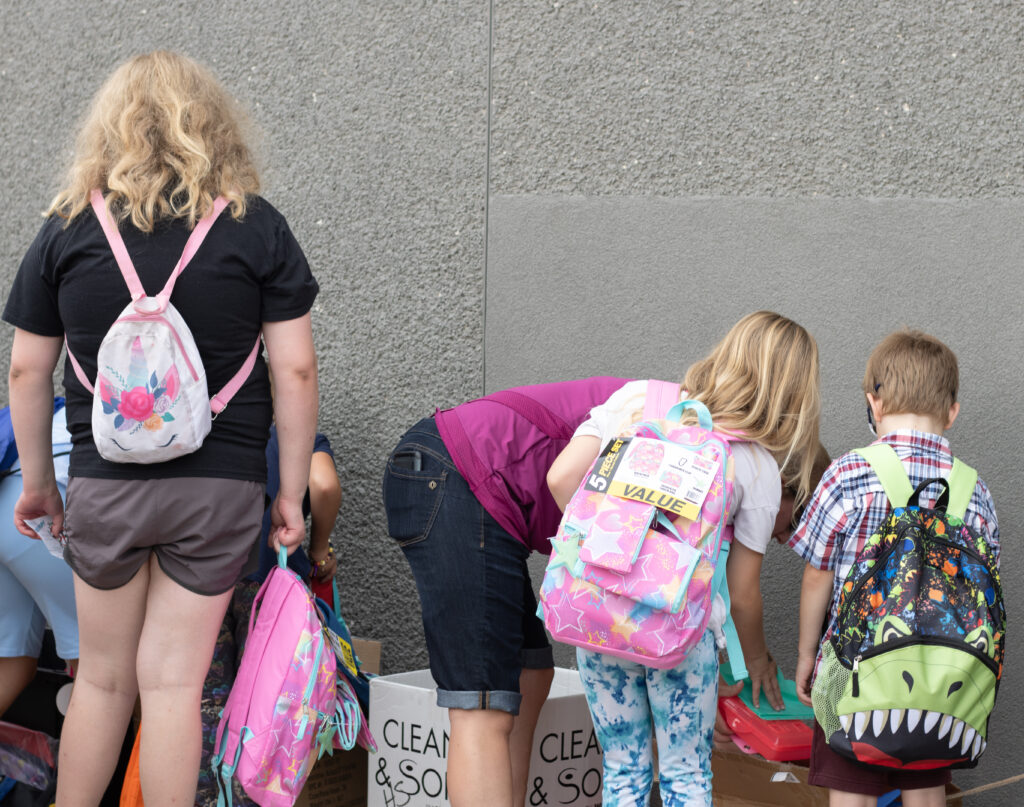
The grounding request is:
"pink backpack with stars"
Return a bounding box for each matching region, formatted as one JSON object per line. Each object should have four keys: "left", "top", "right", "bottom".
{"left": 538, "top": 381, "right": 744, "bottom": 670}
{"left": 212, "top": 550, "right": 351, "bottom": 807}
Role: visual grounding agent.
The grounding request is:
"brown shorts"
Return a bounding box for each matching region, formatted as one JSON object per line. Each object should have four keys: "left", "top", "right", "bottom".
{"left": 808, "top": 721, "right": 951, "bottom": 796}
{"left": 64, "top": 477, "right": 265, "bottom": 596}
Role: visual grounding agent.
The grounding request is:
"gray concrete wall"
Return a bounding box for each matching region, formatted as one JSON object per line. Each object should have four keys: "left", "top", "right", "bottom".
{"left": 1, "top": 1, "right": 1021, "bottom": 802}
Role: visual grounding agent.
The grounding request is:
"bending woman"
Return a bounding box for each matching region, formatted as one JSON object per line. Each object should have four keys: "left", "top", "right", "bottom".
{"left": 3, "top": 51, "right": 318, "bottom": 806}
{"left": 382, "top": 377, "right": 627, "bottom": 807}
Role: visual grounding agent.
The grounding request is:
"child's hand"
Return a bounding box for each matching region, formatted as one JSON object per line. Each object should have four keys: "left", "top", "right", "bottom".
{"left": 746, "top": 651, "right": 783, "bottom": 711}
{"left": 714, "top": 678, "right": 744, "bottom": 749}
{"left": 795, "top": 651, "right": 816, "bottom": 707}
{"left": 309, "top": 545, "right": 337, "bottom": 580}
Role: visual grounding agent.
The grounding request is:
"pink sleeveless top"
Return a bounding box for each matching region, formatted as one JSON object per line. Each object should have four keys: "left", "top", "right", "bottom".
{"left": 435, "top": 377, "right": 629, "bottom": 553}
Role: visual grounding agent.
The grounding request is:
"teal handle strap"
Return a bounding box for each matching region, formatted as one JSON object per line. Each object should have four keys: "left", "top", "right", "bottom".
{"left": 333, "top": 579, "right": 342, "bottom": 615}
{"left": 853, "top": 444, "right": 914, "bottom": 508}
{"left": 335, "top": 699, "right": 360, "bottom": 751}
{"left": 945, "top": 458, "right": 977, "bottom": 521}
{"left": 297, "top": 638, "right": 327, "bottom": 741}
{"left": 712, "top": 541, "right": 747, "bottom": 681}
{"left": 277, "top": 545, "right": 288, "bottom": 568}
{"left": 215, "top": 734, "right": 246, "bottom": 807}
{"left": 665, "top": 399, "right": 713, "bottom": 431}
{"left": 655, "top": 511, "right": 682, "bottom": 541}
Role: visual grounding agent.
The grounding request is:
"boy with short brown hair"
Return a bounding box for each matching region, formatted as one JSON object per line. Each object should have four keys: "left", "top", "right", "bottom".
{"left": 788, "top": 329, "right": 999, "bottom": 807}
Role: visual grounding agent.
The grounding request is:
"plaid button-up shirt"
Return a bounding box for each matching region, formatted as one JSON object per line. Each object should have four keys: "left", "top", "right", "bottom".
{"left": 787, "top": 429, "right": 999, "bottom": 631}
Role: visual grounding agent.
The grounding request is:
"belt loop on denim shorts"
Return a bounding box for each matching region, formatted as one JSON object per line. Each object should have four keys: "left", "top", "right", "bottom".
{"left": 479, "top": 692, "right": 490, "bottom": 709}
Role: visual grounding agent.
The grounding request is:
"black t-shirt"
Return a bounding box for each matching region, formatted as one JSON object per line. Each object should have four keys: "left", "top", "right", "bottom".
{"left": 2, "top": 196, "right": 318, "bottom": 482}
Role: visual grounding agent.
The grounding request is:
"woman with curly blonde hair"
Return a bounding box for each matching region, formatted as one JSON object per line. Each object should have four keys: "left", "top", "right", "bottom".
{"left": 4, "top": 51, "right": 318, "bottom": 805}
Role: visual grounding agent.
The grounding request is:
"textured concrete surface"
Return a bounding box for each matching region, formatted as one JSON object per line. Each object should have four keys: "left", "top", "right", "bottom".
{"left": 491, "top": 1, "right": 1024, "bottom": 198}
{"left": 489, "top": 196, "right": 1022, "bottom": 798}
{"left": 1, "top": 0, "right": 1022, "bottom": 800}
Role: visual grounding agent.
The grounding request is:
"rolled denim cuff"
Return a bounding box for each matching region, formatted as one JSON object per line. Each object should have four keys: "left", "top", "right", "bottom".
{"left": 436, "top": 687, "right": 522, "bottom": 715}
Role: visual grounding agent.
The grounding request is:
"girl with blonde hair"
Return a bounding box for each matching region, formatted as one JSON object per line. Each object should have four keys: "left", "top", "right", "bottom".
{"left": 547, "top": 310, "right": 821, "bottom": 807}
{"left": 3, "top": 51, "right": 318, "bottom": 805}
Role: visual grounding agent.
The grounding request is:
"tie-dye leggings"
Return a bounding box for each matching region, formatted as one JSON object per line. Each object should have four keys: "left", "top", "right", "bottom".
{"left": 576, "top": 631, "right": 718, "bottom": 807}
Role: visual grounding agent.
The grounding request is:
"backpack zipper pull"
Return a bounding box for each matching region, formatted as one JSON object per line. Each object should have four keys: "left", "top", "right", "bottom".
{"left": 852, "top": 655, "right": 862, "bottom": 698}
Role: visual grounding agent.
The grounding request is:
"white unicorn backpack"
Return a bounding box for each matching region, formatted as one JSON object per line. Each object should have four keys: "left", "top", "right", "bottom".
{"left": 66, "top": 190, "right": 260, "bottom": 464}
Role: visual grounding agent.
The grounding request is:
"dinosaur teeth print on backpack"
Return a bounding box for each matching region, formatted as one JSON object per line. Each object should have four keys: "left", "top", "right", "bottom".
{"left": 812, "top": 444, "right": 1005, "bottom": 770}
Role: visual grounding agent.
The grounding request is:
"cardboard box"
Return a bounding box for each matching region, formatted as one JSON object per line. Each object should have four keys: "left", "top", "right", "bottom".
{"left": 367, "top": 667, "right": 603, "bottom": 807}
{"left": 294, "top": 637, "right": 382, "bottom": 807}
{"left": 710, "top": 747, "right": 827, "bottom": 807}
{"left": 706, "top": 747, "right": 962, "bottom": 807}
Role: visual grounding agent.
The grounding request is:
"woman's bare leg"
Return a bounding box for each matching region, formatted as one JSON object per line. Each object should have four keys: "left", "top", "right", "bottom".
{"left": 136, "top": 556, "right": 232, "bottom": 807}
{"left": 56, "top": 566, "right": 149, "bottom": 806}
{"left": 510, "top": 667, "right": 554, "bottom": 806}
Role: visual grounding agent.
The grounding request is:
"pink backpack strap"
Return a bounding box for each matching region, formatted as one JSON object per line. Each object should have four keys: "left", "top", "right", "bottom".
{"left": 65, "top": 337, "right": 95, "bottom": 394}
{"left": 210, "top": 337, "right": 261, "bottom": 415}
{"left": 643, "top": 380, "right": 682, "bottom": 420}
{"left": 155, "top": 195, "right": 230, "bottom": 307}
{"left": 89, "top": 189, "right": 229, "bottom": 309}
{"left": 88, "top": 190, "right": 146, "bottom": 301}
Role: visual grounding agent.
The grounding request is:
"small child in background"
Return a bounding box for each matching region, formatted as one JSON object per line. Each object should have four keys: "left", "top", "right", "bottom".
{"left": 790, "top": 330, "right": 999, "bottom": 807}
{"left": 0, "top": 400, "right": 78, "bottom": 717}
{"left": 547, "top": 311, "right": 823, "bottom": 806}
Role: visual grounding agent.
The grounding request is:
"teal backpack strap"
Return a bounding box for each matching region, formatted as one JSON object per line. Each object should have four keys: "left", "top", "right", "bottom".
{"left": 853, "top": 444, "right": 914, "bottom": 508}
{"left": 945, "top": 458, "right": 977, "bottom": 521}
{"left": 712, "top": 541, "right": 747, "bottom": 681}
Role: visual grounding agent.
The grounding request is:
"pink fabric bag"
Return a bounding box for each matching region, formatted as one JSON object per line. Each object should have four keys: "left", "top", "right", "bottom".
{"left": 538, "top": 381, "right": 737, "bottom": 669}
{"left": 212, "top": 550, "right": 338, "bottom": 807}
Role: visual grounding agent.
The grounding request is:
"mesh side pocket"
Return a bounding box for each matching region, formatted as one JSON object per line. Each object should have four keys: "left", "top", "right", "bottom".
{"left": 811, "top": 641, "right": 852, "bottom": 742}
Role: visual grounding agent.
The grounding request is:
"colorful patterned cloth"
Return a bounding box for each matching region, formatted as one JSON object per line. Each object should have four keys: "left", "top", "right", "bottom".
{"left": 576, "top": 631, "right": 718, "bottom": 807}
{"left": 787, "top": 429, "right": 999, "bottom": 632}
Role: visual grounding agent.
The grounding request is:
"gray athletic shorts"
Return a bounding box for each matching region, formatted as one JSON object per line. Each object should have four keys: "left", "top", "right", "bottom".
{"left": 64, "top": 477, "right": 265, "bottom": 596}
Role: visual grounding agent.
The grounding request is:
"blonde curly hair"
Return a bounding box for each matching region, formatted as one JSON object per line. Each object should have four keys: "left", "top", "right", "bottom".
{"left": 47, "top": 50, "right": 259, "bottom": 231}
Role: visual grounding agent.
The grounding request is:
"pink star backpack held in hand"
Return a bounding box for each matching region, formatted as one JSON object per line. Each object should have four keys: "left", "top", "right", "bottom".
{"left": 65, "top": 190, "right": 260, "bottom": 463}
{"left": 538, "top": 380, "right": 746, "bottom": 671}
{"left": 212, "top": 549, "right": 341, "bottom": 807}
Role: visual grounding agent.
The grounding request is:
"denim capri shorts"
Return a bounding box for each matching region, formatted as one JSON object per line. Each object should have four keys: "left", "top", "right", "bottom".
{"left": 382, "top": 416, "right": 553, "bottom": 715}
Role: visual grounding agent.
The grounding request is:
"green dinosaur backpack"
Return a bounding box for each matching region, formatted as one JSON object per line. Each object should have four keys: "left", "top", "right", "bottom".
{"left": 811, "top": 444, "right": 1004, "bottom": 770}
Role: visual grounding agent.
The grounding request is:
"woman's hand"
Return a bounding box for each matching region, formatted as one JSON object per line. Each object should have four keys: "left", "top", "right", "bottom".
{"left": 270, "top": 494, "right": 306, "bottom": 555}
{"left": 13, "top": 485, "right": 64, "bottom": 539}
{"left": 745, "top": 650, "right": 783, "bottom": 711}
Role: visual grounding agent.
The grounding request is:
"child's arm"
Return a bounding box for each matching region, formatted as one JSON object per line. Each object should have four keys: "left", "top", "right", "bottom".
{"left": 547, "top": 435, "right": 601, "bottom": 511}
{"left": 795, "top": 563, "right": 834, "bottom": 706}
{"left": 726, "top": 542, "right": 784, "bottom": 711}
{"left": 308, "top": 449, "right": 342, "bottom": 581}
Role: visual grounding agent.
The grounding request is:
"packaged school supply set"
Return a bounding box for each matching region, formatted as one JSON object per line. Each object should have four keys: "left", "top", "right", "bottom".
{"left": 812, "top": 444, "right": 1004, "bottom": 770}
{"left": 67, "top": 190, "right": 261, "bottom": 464}
{"left": 212, "top": 550, "right": 376, "bottom": 807}
{"left": 538, "top": 380, "right": 746, "bottom": 675}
